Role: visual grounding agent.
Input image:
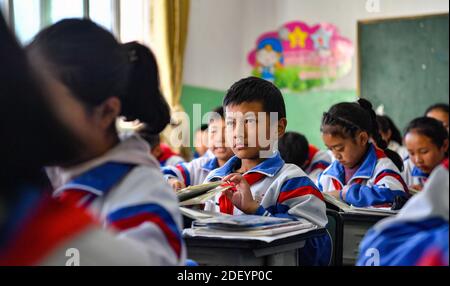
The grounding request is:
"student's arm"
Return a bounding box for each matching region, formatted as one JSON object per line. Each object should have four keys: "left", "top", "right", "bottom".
{"left": 342, "top": 169, "right": 408, "bottom": 207}
{"left": 260, "top": 177, "right": 328, "bottom": 227}
{"left": 162, "top": 161, "right": 195, "bottom": 187}
{"left": 225, "top": 174, "right": 328, "bottom": 227}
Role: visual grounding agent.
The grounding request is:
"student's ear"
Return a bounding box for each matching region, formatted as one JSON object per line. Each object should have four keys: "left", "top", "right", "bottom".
{"left": 94, "top": 97, "right": 122, "bottom": 131}
{"left": 358, "top": 131, "right": 369, "bottom": 146}
{"left": 441, "top": 138, "right": 449, "bottom": 153}
{"left": 277, "top": 118, "right": 287, "bottom": 138}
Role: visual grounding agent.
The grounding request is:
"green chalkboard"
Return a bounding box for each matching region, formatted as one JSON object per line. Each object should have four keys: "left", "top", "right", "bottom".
{"left": 358, "top": 13, "right": 449, "bottom": 131}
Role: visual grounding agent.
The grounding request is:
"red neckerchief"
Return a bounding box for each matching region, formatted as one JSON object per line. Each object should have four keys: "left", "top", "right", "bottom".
{"left": 218, "top": 172, "right": 266, "bottom": 215}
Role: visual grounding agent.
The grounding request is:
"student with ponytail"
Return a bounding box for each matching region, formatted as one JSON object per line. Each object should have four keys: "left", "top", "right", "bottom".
{"left": 26, "top": 19, "right": 185, "bottom": 265}
{"left": 0, "top": 15, "right": 151, "bottom": 266}
{"left": 317, "top": 99, "right": 409, "bottom": 208}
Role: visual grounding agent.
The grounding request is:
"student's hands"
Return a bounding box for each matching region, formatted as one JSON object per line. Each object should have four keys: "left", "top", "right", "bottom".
{"left": 329, "top": 190, "right": 344, "bottom": 200}
{"left": 222, "top": 174, "right": 260, "bottom": 214}
{"left": 168, "top": 178, "right": 186, "bottom": 191}
{"left": 410, "top": 184, "right": 423, "bottom": 192}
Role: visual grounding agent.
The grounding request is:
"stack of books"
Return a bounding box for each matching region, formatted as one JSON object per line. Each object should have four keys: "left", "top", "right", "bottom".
{"left": 183, "top": 215, "right": 316, "bottom": 243}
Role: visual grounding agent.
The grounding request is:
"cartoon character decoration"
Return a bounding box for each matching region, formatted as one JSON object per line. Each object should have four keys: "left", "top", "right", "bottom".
{"left": 248, "top": 21, "right": 354, "bottom": 92}
{"left": 255, "top": 37, "right": 284, "bottom": 82}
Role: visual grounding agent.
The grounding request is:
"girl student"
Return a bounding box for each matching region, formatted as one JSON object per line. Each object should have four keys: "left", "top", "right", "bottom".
{"left": 0, "top": 15, "right": 149, "bottom": 266}
{"left": 403, "top": 117, "right": 448, "bottom": 192}
{"left": 27, "top": 19, "right": 185, "bottom": 265}
{"left": 318, "top": 99, "right": 409, "bottom": 208}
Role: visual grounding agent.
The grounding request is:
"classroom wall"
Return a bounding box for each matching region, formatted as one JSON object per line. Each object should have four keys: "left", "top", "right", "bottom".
{"left": 183, "top": 0, "right": 449, "bottom": 91}
{"left": 181, "top": 85, "right": 357, "bottom": 149}
{"left": 181, "top": 0, "right": 449, "bottom": 149}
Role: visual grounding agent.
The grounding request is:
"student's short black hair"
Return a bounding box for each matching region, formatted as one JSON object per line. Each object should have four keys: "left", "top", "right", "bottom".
{"left": 212, "top": 106, "right": 225, "bottom": 119}
{"left": 425, "top": 103, "right": 449, "bottom": 115}
{"left": 223, "top": 77, "right": 286, "bottom": 119}
{"left": 26, "top": 19, "right": 171, "bottom": 134}
{"left": 279, "top": 132, "right": 309, "bottom": 168}
{"left": 376, "top": 115, "right": 403, "bottom": 145}
{"left": 207, "top": 106, "right": 225, "bottom": 124}
{"left": 405, "top": 117, "right": 448, "bottom": 149}
{"left": 0, "top": 14, "right": 80, "bottom": 191}
{"left": 198, "top": 124, "right": 209, "bottom": 132}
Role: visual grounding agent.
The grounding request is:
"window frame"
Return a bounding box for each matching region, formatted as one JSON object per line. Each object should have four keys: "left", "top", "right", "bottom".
{"left": 4, "top": 0, "right": 122, "bottom": 41}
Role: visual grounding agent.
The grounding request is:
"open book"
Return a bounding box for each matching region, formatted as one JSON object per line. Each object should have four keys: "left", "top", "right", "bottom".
{"left": 178, "top": 182, "right": 233, "bottom": 206}
{"left": 323, "top": 192, "right": 399, "bottom": 216}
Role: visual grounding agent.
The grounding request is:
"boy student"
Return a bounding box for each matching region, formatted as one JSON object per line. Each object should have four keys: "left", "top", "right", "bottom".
{"left": 203, "top": 77, "right": 331, "bottom": 266}
{"left": 162, "top": 107, "right": 234, "bottom": 190}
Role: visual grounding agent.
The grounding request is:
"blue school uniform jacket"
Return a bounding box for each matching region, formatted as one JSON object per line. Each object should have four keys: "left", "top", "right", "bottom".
{"left": 357, "top": 160, "right": 449, "bottom": 266}
{"left": 49, "top": 135, "right": 186, "bottom": 266}
{"left": 203, "top": 151, "right": 332, "bottom": 266}
{"left": 0, "top": 189, "right": 150, "bottom": 266}
{"left": 402, "top": 157, "right": 430, "bottom": 189}
{"left": 318, "top": 144, "right": 409, "bottom": 207}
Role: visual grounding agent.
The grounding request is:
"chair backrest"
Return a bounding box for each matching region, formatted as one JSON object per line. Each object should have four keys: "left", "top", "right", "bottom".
{"left": 326, "top": 209, "right": 344, "bottom": 266}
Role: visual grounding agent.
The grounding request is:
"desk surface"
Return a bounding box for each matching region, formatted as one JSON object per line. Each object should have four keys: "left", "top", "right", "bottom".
{"left": 339, "top": 212, "right": 392, "bottom": 223}
{"left": 185, "top": 228, "right": 327, "bottom": 249}
{"left": 184, "top": 228, "right": 327, "bottom": 266}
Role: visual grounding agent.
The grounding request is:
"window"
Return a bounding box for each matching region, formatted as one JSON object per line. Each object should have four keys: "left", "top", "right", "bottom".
{"left": 4, "top": 0, "right": 150, "bottom": 44}
{"left": 50, "top": 0, "right": 84, "bottom": 24}
{"left": 89, "top": 0, "right": 113, "bottom": 31}
{"left": 12, "top": 0, "right": 41, "bottom": 44}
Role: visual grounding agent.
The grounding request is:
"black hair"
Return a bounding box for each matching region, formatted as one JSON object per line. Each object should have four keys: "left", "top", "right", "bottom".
{"left": 197, "top": 124, "right": 209, "bottom": 132}
{"left": 223, "top": 77, "right": 286, "bottom": 119}
{"left": 376, "top": 115, "right": 403, "bottom": 145}
{"left": 405, "top": 117, "right": 449, "bottom": 150}
{"left": 0, "top": 14, "right": 80, "bottom": 193}
{"left": 425, "top": 103, "right": 449, "bottom": 116}
{"left": 206, "top": 106, "right": 225, "bottom": 125}
{"left": 138, "top": 126, "right": 161, "bottom": 149}
{"left": 211, "top": 106, "right": 225, "bottom": 119}
{"left": 279, "top": 132, "right": 310, "bottom": 169}
{"left": 321, "top": 98, "right": 404, "bottom": 171}
{"left": 26, "top": 19, "right": 171, "bottom": 134}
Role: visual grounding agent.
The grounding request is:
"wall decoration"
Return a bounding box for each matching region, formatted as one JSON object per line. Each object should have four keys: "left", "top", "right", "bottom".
{"left": 248, "top": 21, "right": 354, "bottom": 92}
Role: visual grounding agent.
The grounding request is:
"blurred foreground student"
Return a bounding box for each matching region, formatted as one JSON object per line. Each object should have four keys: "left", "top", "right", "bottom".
{"left": 162, "top": 107, "right": 234, "bottom": 190}
{"left": 279, "top": 132, "right": 332, "bottom": 182}
{"left": 357, "top": 159, "right": 448, "bottom": 266}
{"left": 29, "top": 19, "right": 185, "bottom": 265}
{"left": 0, "top": 15, "right": 149, "bottom": 266}
{"left": 203, "top": 77, "right": 331, "bottom": 266}
{"left": 403, "top": 117, "right": 448, "bottom": 192}
{"left": 318, "top": 99, "right": 408, "bottom": 208}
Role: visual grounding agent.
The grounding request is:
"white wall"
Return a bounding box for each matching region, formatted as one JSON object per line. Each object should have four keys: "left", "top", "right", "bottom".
{"left": 183, "top": 0, "right": 449, "bottom": 91}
